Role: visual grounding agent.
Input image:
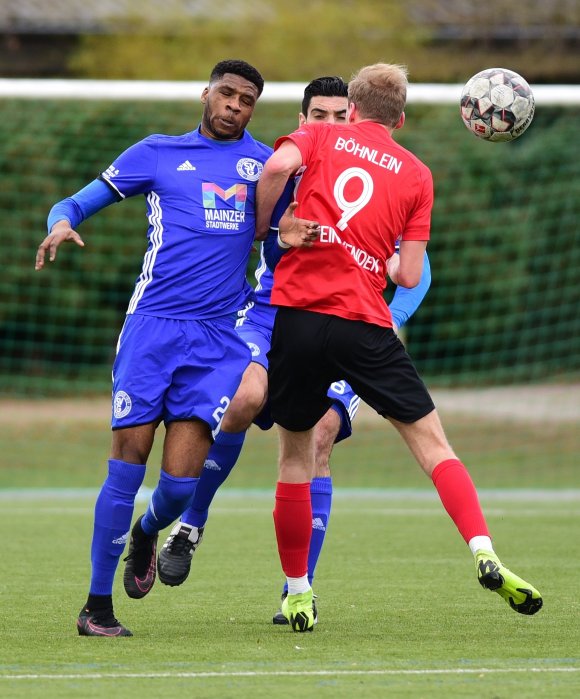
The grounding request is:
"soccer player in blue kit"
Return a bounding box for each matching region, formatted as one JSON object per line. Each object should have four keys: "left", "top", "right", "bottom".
{"left": 35, "top": 60, "right": 274, "bottom": 637}
{"left": 155, "top": 77, "right": 432, "bottom": 625}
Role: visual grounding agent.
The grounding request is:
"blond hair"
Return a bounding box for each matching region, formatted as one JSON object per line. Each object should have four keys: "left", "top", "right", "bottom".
{"left": 348, "top": 63, "right": 408, "bottom": 127}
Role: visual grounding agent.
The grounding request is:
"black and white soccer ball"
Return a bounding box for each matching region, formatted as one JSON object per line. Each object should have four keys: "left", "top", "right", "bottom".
{"left": 460, "top": 68, "right": 535, "bottom": 142}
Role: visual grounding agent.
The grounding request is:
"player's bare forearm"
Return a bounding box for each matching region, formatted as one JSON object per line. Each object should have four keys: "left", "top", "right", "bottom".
{"left": 256, "top": 167, "right": 293, "bottom": 239}
{"left": 35, "top": 220, "right": 85, "bottom": 270}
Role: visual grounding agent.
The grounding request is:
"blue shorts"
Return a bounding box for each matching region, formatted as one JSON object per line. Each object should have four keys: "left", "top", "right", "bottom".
{"left": 236, "top": 312, "right": 272, "bottom": 371}
{"left": 237, "top": 308, "right": 359, "bottom": 441}
{"left": 111, "top": 313, "right": 251, "bottom": 434}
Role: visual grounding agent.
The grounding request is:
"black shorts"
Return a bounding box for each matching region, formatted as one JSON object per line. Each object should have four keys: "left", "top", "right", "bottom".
{"left": 268, "top": 307, "right": 435, "bottom": 432}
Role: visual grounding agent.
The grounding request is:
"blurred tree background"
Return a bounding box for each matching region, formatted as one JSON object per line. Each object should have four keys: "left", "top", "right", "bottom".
{"left": 1, "top": 0, "right": 579, "bottom": 82}
{"left": 1, "top": 0, "right": 579, "bottom": 396}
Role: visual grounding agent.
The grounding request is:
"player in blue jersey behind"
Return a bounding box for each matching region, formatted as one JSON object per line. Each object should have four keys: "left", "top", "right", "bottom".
{"left": 154, "top": 77, "right": 432, "bottom": 625}
{"left": 35, "top": 59, "right": 279, "bottom": 637}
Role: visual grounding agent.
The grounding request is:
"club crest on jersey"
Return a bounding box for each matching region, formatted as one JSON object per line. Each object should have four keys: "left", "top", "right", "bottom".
{"left": 236, "top": 158, "right": 263, "bottom": 182}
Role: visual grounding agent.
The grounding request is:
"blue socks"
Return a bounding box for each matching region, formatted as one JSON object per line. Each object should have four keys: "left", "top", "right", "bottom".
{"left": 308, "top": 476, "right": 333, "bottom": 586}
{"left": 90, "top": 459, "right": 146, "bottom": 596}
{"left": 181, "top": 430, "right": 246, "bottom": 528}
{"left": 140, "top": 470, "right": 199, "bottom": 536}
{"left": 89, "top": 460, "right": 204, "bottom": 596}
{"left": 283, "top": 476, "right": 333, "bottom": 593}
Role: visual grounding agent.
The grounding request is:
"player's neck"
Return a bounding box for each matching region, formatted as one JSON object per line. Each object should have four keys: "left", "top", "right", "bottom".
{"left": 199, "top": 124, "right": 244, "bottom": 142}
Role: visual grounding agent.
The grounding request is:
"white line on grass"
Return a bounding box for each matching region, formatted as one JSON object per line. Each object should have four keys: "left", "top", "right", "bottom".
{"left": 2, "top": 507, "right": 580, "bottom": 518}
{"left": 1, "top": 488, "right": 580, "bottom": 502}
{"left": 2, "top": 667, "right": 579, "bottom": 681}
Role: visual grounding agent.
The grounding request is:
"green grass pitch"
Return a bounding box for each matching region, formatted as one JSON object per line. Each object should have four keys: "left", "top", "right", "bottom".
{"left": 1, "top": 493, "right": 579, "bottom": 698}
{"left": 1, "top": 404, "right": 579, "bottom": 697}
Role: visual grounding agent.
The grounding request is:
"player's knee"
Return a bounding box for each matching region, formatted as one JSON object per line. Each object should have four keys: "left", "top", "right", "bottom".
{"left": 222, "top": 384, "right": 267, "bottom": 432}
{"left": 110, "top": 424, "right": 156, "bottom": 464}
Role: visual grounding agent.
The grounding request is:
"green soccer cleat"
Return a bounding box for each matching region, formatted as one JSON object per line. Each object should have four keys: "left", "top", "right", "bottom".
{"left": 273, "top": 590, "right": 318, "bottom": 626}
{"left": 281, "top": 589, "right": 315, "bottom": 632}
{"left": 476, "top": 550, "right": 543, "bottom": 615}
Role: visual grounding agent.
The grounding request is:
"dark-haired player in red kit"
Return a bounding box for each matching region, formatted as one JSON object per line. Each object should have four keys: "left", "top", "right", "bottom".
{"left": 256, "top": 62, "right": 543, "bottom": 632}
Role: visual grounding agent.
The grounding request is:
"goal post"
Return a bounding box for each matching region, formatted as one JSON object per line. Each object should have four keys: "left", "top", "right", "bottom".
{"left": 0, "top": 78, "right": 579, "bottom": 103}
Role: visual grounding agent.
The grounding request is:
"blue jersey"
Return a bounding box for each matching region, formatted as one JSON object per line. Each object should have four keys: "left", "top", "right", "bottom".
{"left": 237, "top": 247, "right": 277, "bottom": 330}
{"left": 101, "top": 128, "right": 272, "bottom": 320}
{"left": 237, "top": 177, "right": 290, "bottom": 330}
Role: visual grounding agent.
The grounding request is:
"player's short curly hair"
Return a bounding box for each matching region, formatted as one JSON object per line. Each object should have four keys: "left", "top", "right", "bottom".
{"left": 301, "top": 76, "right": 348, "bottom": 116}
{"left": 210, "top": 59, "right": 264, "bottom": 96}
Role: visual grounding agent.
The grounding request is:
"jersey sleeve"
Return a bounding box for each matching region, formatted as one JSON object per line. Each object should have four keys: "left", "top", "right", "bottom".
{"left": 402, "top": 165, "right": 433, "bottom": 241}
{"left": 99, "top": 135, "right": 159, "bottom": 199}
{"left": 47, "top": 178, "right": 119, "bottom": 232}
{"left": 274, "top": 123, "right": 322, "bottom": 164}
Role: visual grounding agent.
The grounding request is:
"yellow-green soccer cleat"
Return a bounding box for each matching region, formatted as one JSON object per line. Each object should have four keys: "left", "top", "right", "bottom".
{"left": 273, "top": 591, "right": 318, "bottom": 625}
{"left": 476, "top": 550, "right": 543, "bottom": 615}
{"left": 281, "top": 589, "right": 315, "bottom": 632}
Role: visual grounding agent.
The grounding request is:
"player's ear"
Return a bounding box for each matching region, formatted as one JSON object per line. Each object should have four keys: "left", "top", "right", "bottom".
{"left": 347, "top": 101, "right": 357, "bottom": 123}
{"left": 298, "top": 112, "right": 306, "bottom": 126}
{"left": 200, "top": 87, "right": 209, "bottom": 104}
{"left": 394, "top": 111, "right": 405, "bottom": 130}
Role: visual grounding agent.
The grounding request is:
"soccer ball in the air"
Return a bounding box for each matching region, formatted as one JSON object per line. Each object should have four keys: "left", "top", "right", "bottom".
{"left": 460, "top": 68, "right": 535, "bottom": 142}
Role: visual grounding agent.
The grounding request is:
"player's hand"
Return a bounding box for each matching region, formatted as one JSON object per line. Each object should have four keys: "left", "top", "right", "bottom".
{"left": 35, "top": 221, "right": 85, "bottom": 270}
{"left": 278, "top": 202, "right": 320, "bottom": 248}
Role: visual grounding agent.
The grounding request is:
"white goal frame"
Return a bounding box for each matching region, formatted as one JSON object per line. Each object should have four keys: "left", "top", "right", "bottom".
{"left": 0, "top": 79, "right": 579, "bottom": 104}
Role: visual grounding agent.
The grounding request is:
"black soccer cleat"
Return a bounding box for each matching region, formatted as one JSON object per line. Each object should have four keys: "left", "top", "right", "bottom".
{"left": 77, "top": 606, "right": 132, "bottom": 637}
{"left": 123, "top": 515, "right": 158, "bottom": 599}
{"left": 158, "top": 521, "right": 204, "bottom": 586}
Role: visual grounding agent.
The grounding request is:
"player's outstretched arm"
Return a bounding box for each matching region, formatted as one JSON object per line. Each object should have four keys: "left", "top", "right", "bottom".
{"left": 35, "top": 179, "right": 118, "bottom": 271}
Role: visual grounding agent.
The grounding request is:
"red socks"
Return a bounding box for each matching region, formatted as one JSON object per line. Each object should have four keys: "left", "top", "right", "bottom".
{"left": 273, "top": 481, "right": 312, "bottom": 578}
{"left": 273, "top": 461, "right": 487, "bottom": 575}
{"left": 431, "top": 459, "right": 490, "bottom": 543}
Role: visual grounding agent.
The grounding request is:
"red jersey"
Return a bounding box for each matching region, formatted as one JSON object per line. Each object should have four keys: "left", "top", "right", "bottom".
{"left": 270, "top": 121, "right": 433, "bottom": 327}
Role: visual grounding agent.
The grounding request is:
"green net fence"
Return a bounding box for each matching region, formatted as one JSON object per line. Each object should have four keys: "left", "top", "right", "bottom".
{"left": 1, "top": 95, "right": 579, "bottom": 397}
